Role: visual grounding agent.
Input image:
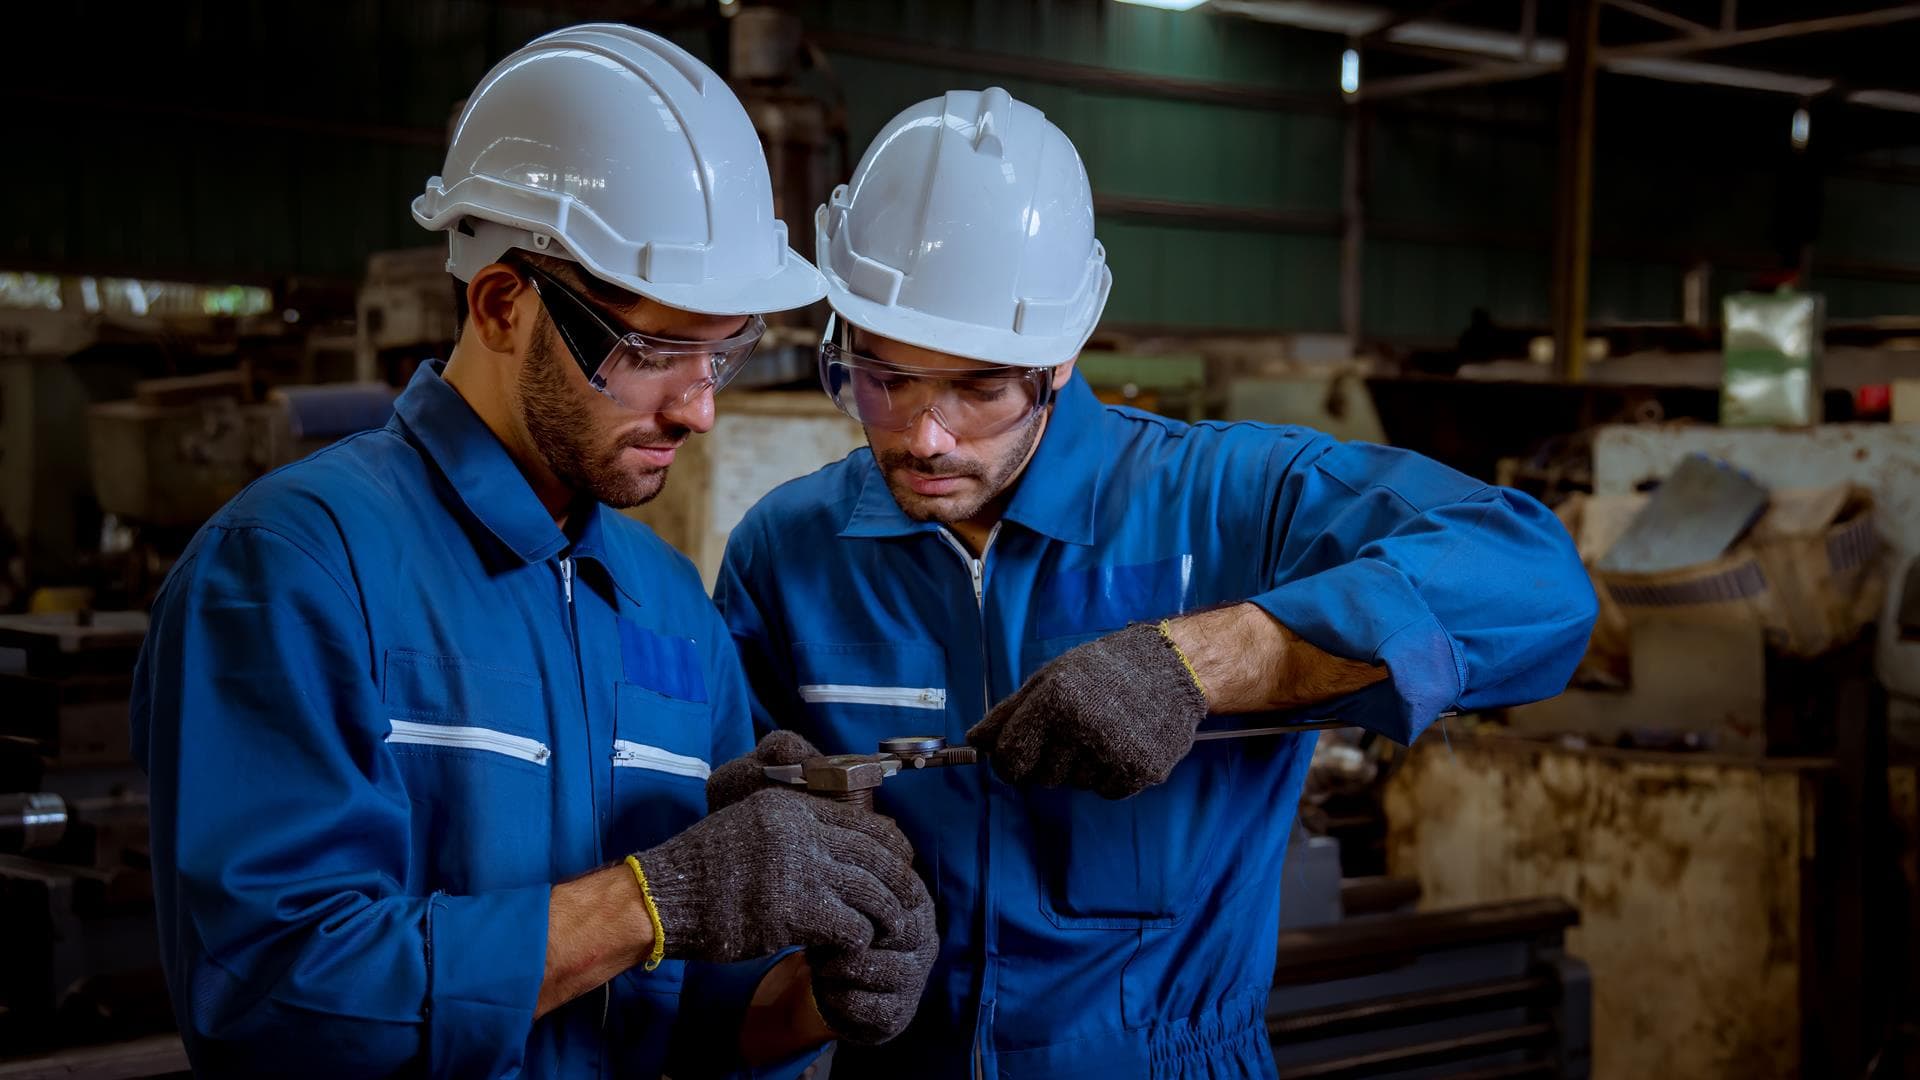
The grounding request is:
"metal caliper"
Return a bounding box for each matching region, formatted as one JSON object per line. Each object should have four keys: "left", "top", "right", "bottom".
{"left": 762, "top": 735, "right": 978, "bottom": 810}
{"left": 762, "top": 722, "right": 1352, "bottom": 808}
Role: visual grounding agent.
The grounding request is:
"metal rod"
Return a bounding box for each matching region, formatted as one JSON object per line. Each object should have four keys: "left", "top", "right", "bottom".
{"left": 1722, "top": 0, "right": 1737, "bottom": 31}
{"left": 1273, "top": 1022, "right": 1555, "bottom": 1080}
{"left": 1194, "top": 721, "right": 1350, "bottom": 741}
{"left": 1193, "top": 708, "right": 1458, "bottom": 742}
{"left": 1520, "top": 0, "right": 1538, "bottom": 61}
{"left": 1604, "top": 0, "right": 1711, "bottom": 36}
{"left": 1268, "top": 974, "right": 1555, "bottom": 1040}
{"left": 0, "top": 792, "right": 68, "bottom": 853}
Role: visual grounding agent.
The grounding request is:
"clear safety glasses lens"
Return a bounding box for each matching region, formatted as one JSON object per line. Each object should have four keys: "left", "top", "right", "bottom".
{"left": 817, "top": 341, "right": 1051, "bottom": 439}
{"left": 815, "top": 313, "right": 1054, "bottom": 438}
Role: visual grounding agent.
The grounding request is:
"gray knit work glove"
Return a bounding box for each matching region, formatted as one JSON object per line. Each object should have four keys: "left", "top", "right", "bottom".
{"left": 706, "top": 731, "right": 939, "bottom": 1043}
{"left": 634, "top": 787, "right": 925, "bottom": 964}
{"left": 966, "top": 622, "right": 1210, "bottom": 800}
{"left": 707, "top": 729, "right": 822, "bottom": 812}
{"left": 808, "top": 880, "right": 938, "bottom": 1044}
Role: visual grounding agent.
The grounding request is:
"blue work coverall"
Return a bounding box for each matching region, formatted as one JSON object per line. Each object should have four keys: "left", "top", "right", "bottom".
{"left": 132, "top": 363, "right": 778, "bottom": 1078}
{"left": 714, "top": 373, "right": 1598, "bottom": 1079}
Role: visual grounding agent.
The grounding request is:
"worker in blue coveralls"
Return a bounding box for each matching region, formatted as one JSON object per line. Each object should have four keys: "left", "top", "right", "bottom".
{"left": 130, "top": 27, "right": 935, "bottom": 1078}
{"left": 710, "top": 88, "right": 1601, "bottom": 1079}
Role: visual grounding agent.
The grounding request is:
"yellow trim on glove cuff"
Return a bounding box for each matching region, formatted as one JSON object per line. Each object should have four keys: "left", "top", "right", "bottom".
{"left": 625, "top": 854, "right": 667, "bottom": 972}
{"left": 1157, "top": 619, "right": 1211, "bottom": 702}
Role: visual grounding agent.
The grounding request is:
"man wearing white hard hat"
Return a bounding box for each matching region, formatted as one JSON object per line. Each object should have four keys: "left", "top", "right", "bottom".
{"left": 713, "top": 87, "right": 1598, "bottom": 1076}
{"left": 133, "top": 25, "right": 933, "bottom": 1078}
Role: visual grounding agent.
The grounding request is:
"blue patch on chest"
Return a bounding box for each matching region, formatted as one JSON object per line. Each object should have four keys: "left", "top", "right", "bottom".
{"left": 617, "top": 620, "right": 708, "bottom": 703}
{"left": 1033, "top": 553, "right": 1197, "bottom": 639}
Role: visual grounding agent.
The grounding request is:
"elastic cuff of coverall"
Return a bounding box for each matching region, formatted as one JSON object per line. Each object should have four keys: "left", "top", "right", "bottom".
{"left": 669, "top": 949, "right": 823, "bottom": 1080}
{"left": 1249, "top": 559, "right": 1464, "bottom": 745}
{"left": 426, "top": 882, "right": 551, "bottom": 1078}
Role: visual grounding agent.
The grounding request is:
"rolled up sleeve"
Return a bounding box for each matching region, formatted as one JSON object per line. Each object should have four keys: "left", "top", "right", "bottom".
{"left": 1246, "top": 440, "right": 1598, "bottom": 743}
{"left": 132, "top": 525, "right": 548, "bottom": 1078}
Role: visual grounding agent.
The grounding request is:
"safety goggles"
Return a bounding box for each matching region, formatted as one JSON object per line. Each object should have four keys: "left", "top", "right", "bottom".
{"left": 520, "top": 261, "right": 764, "bottom": 413}
{"left": 817, "top": 316, "right": 1056, "bottom": 439}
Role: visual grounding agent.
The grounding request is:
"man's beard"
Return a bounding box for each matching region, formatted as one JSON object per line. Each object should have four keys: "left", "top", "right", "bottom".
{"left": 873, "top": 408, "right": 1045, "bottom": 524}
{"left": 519, "top": 318, "right": 683, "bottom": 509}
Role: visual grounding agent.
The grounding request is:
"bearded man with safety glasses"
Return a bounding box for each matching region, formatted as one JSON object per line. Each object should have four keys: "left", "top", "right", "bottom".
{"left": 712, "top": 88, "right": 1600, "bottom": 1078}
{"left": 132, "top": 25, "right": 934, "bottom": 1079}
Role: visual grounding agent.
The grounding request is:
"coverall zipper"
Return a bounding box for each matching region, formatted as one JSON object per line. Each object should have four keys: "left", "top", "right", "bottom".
{"left": 935, "top": 523, "right": 1000, "bottom": 1080}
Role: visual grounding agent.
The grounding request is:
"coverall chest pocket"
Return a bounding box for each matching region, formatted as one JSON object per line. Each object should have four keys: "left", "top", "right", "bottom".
{"left": 382, "top": 650, "right": 553, "bottom": 893}
{"left": 1019, "top": 633, "right": 1241, "bottom": 929}
{"left": 790, "top": 641, "right": 951, "bottom": 903}
{"left": 608, "top": 681, "right": 713, "bottom": 856}
{"left": 790, "top": 641, "right": 951, "bottom": 751}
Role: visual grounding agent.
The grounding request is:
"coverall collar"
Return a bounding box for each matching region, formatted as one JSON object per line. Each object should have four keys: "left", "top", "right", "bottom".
{"left": 391, "top": 362, "right": 635, "bottom": 596}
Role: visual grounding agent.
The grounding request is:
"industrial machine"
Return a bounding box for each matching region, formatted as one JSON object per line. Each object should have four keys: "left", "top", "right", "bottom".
{"left": 1267, "top": 898, "right": 1591, "bottom": 1079}
{"left": 85, "top": 375, "right": 396, "bottom": 606}
{"left": 0, "top": 611, "right": 166, "bottom": 1054}
{"left": 353, "top": 247, "right": 457, "bottom": 386}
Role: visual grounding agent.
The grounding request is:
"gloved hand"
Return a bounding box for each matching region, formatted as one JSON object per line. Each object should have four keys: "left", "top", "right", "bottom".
{"left": 706, "top": 735, "right": 938, "bottom": 1043}
{"left": 634, "top": 786, "right": 924, "bottom": 964}
{"left": 966, "top": 622, "right": 1209, "bottom": 799}
{"left": 707, "top": 729, "right": 822, "bottom": 811}
{"left": 807, "top": 880, "right": 938, "bottom": 1044}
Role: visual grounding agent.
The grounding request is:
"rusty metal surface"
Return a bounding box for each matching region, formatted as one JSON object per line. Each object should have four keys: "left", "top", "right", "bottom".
{"left": 1592, "top": 423, "right": 1920, "bottom": 555}
{"left": 1384, "top": 733, "right": 1808, "bottom": 1080}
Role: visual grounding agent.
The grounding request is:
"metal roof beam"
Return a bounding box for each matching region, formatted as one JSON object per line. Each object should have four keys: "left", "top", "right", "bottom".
{"left": 1605, "top": 0, "right": 1713, "bottom": 37}
{"left": 1604, "top": 5, "right": 1920, "bottom": 60}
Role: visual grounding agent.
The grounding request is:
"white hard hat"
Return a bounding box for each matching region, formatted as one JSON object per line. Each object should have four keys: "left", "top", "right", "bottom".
{"left": 412, "top": 23, "right": 825, "bottom": 316}
{"left": 815, "top": 87, "right": 1111, "bottom": 369}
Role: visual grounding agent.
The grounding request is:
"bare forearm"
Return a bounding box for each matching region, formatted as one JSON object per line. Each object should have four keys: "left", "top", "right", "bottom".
{"left": 535, "top": 864, "right": 654, "bottom": 1020}
{"left": 1164, "top": 602, "right": 1387, "bottom": 714}
{"left": 740, "top": 951, "right": 836, "bottom": 1064}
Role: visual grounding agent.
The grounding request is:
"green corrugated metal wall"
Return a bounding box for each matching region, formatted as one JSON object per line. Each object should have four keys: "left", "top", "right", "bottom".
{"left": 6, "top": 0, "right": 1920, "bottom": 343}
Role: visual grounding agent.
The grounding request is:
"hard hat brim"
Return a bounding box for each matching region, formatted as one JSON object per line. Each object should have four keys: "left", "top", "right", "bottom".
{"left": 820, "top": 268, "right": 1108, "bottom": 369}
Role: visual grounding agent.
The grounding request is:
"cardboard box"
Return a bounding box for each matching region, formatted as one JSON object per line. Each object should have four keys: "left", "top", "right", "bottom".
{"left": 1893, "top": 380, "right": 1920, "bottom": 424}
{"left": 1596, "top": 485, "right": 1882, "bottom": 658}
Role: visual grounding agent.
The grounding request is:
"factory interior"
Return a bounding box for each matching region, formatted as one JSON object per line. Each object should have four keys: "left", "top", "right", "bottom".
{"left": 3, "top": 1, "right": 1920, "bottom": 1078}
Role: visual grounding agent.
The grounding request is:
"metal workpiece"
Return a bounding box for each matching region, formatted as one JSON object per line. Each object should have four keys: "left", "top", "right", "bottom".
{"left": 878, "top": 736, "right": 979, "bottom": 769}
{"left": 1193, "top": 720, "right": 1348, "bottom": 741}
{"left": 0, "top": 791, "right": 69, "bottom": 853}
{"left": 765, "top": 736, "right": 977, "bottom": 809}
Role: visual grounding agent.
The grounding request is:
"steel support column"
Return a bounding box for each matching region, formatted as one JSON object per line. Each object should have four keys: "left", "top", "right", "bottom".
{"left": 1551, "top": 0, "right": 1601, "bottom": 381}
{"left": 1342, "top": 99, "right": 1370, "bottom": 356}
